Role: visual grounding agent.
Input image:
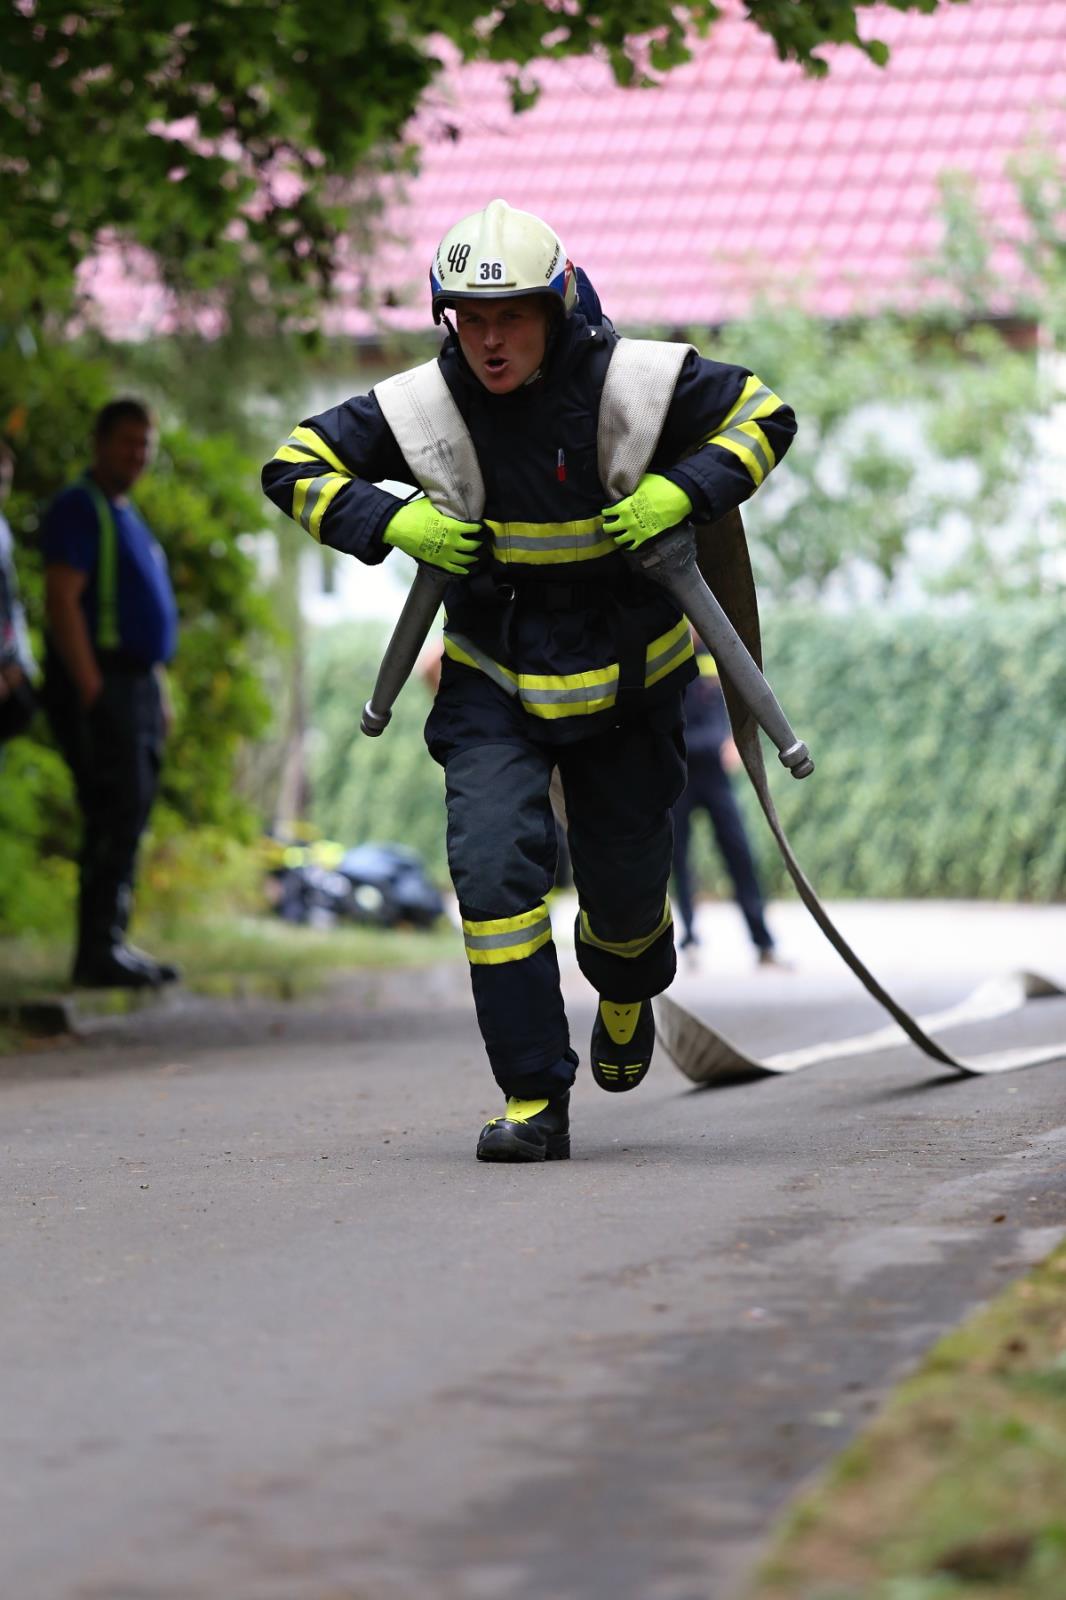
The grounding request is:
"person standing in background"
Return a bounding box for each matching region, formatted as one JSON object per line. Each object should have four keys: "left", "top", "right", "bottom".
{"left": 672, "top": 636, "right": 786, "bottom": 968}
{"left": 0, "top": 439, "right": 38, "bottom": 746}
{"left": 41, "top": 399, "right": 180, "bottom": 988}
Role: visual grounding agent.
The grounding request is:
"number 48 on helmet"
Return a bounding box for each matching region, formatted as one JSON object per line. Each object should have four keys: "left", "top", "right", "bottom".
{"left": 430, "top": 198, "right": 578, "bottom": 325}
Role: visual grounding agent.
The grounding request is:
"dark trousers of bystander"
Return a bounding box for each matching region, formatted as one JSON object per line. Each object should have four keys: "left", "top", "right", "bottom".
{"left": 43, "top": 649, "right": 163, "bottom": 968}
{"left": 672, "top": 747, "right": 773, "bottom": 953}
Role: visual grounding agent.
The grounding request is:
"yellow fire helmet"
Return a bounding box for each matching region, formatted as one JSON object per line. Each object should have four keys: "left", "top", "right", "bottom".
{"left": 430, "top": 198, "right": 577, "bottom": 325}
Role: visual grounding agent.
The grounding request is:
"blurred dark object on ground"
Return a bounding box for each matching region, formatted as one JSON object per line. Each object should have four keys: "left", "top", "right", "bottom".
{"left": 266, "top": 839, "right": 445, "bottom": 931}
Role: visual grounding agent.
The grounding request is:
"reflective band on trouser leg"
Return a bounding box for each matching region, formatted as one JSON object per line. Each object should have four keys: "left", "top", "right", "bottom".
{"left": 462, "top": 903, "right": 552, "bottom": 966}
{"left": 579, "top": 897, "right": 673, "bottom": 960}
{"left": 445, "top": 743, "right": 575, "bottom": 1099}
{"left": 574, "top": 897, "right": 677, "bottom": 1004}
{"left": 463, "top": 905, "right": 576, "bottom": 1100}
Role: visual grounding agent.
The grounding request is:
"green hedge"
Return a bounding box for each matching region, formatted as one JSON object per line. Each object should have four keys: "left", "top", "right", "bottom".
{"left": 307, "top": 604, "right": 1066, "bottom": 903}
{"left": 723, "top": 602, "right": 1066, "bottom": 903}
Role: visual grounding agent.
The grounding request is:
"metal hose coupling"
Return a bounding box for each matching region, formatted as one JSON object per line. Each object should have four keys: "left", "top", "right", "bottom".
{"left": 359, "top": 563, "right": 453, "bottom": 738}
{"left": 360, "top": 702, "right": 392, "bottom": 737}
{"left": 779, "top": 741, "right": 814, "bottom": 780}
{"left": 627, "top": 524, "right": 814, "bottom": 780}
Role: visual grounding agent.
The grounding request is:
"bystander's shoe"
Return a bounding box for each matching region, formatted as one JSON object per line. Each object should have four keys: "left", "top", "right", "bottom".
{"left": 124, "top": 944, "right": 181, "bottom": 983}
{"left": 72, "top": 944, "right": 170, "bottom": 989}
{"left": 757, "top": 947, "right": 794, "bottom": 971}
{"left": 476, "top": 1094, "right": 570, "bottom": 1163}
{"left": 591, "top": 998, "right": 655, "bottom": 1092}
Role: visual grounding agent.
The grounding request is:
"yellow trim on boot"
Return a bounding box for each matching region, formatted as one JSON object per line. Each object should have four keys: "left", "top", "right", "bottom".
{"left": 598, "top": 1000, "right": 642, "bottom": 1045}
{"left": 485, "top": 1097, "right": 550, "bottom": 1128}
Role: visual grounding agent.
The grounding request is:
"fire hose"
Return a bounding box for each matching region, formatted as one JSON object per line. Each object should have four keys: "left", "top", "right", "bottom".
{"left": 360, "top": 529, "right": 810, "bottom": 778}
{"left": 359, "top": 532, "right": 1064, "bottom": 1080}
{"left": 358, "top": 342, "right": 1064, "bottom": 1080}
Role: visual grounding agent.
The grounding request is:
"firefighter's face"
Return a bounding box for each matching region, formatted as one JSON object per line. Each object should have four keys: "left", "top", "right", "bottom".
{"left": 455, "top": 298, "right": 550, "bottom": 394}
{"left": 94, "top": 418, "right": 153, "bottom": 493}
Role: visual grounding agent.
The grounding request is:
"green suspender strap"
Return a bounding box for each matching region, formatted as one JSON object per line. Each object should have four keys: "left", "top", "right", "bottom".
{"left": 81, "top": 476, "right": 120, "bottom": 650}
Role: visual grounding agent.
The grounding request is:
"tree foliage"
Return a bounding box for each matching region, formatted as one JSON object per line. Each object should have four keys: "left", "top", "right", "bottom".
{"left": 713, "top": 151, "right": 1066, "bottom": 606}
{"left": 1, "top": 0, "right": 970, "bottom": 320}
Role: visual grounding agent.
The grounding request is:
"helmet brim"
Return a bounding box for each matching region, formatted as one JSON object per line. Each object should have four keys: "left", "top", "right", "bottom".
{"left": 431, "top": 285, "right": 566, "bottom": 326}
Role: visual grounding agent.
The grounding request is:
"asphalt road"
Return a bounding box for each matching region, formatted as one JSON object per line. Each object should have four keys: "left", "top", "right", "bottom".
{"left": 3, "top": 926, "right": 1066, "bottom": 1600}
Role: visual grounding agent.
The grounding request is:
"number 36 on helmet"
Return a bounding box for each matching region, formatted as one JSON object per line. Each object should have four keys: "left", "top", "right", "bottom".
{"left": 430, "top": 198, "right": 578, "bottom": 324}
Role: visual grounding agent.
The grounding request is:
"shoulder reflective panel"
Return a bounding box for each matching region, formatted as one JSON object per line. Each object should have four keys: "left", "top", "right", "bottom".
{"left": 373, "top": 360, "right": 486, "bottom": 523}
{"left": 81, "top": 477, "right": 120, "bottom": 650}
{"left": 373, "top": 340, "right": 692, "bottom": 519}
{"left": 597, "top": 338, "right": 695, "bottom": 503}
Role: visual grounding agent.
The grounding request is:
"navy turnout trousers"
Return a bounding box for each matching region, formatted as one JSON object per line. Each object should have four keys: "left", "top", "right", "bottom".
{"left": 440, "top": 710, "right": 687, "bottom": 1100}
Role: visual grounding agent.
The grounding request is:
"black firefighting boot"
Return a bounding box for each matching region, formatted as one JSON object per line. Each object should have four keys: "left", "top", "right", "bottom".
{"left": 72, "top": 944, "right": 165, "bottom": 989}
{"left": 476, "top": 1093, "right": 571, "bottom": 1163}
{"left": 72, "top": 889, "right": 160, "bottom": 990}
{"left": 114, "top": 883, "right": 181, "bottom": 983}
{"left": 590, "top": 999, "right": 655, "bottom": 1092}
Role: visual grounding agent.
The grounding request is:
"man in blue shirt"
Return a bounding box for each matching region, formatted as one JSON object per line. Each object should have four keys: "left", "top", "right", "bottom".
{"left": 41, "top": 398, "right": 180, "bottom": 988}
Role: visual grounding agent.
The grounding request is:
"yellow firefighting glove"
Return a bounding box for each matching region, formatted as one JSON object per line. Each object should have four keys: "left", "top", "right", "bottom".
{"left": 383, "top": 497, "right": 482, "bottom": 576}
{"left": 601, "top": 474, "right": 693, "bottom": 552}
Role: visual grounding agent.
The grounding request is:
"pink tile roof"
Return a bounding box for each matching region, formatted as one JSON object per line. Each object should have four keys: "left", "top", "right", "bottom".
{"left": 84, "top": 0, "right": 1065, "bottom": 337}
{"left": 349, "top": 0, "right": 1066, "bottom": 332}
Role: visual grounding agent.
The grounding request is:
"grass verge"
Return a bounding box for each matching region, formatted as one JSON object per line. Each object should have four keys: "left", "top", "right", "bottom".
{"left": 748, "top": 1240, "right": 1066, "bottom": 1600}
{"left": 0, "top": 914, "right": 463, "bottom": 1007}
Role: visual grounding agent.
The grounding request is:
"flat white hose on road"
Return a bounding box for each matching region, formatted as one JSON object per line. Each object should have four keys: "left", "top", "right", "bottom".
{"left": 657, "top": 971, "right": 1066, "bottom": 1087}
{"left": 369, "top": 345, "right": 1066, "bottom": 1082}
{"left": 652, "top": 497, "right": 1066, "bottom": 1085}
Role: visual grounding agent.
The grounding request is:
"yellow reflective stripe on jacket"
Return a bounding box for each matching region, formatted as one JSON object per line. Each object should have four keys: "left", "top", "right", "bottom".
{"left": 286, "top": 425, "right": 351, "bottom": 475}
{"left": 713, "top": 427, "right": 772, "bottom": 487}
{"left": 644, "top": 617, "right": 694, "bottom": 688}
{"left": 578, "top": 897, "right": 673, "bottom": 959}
{"left": 272, "top": 443, "right": 321, "bottom": 465}
{"left": 462, "top": 903, "right": 553, "bottom": 966}
{"left": 443, "top": 617, "right": 693, "bottom": 720}
{"left": 292, "top": 472, "right": 349, "bottom": 541}
{"left": 702, "top": 375, "right": 782, "bottom": 488}
{"left": 488, "top": 517, "right": 615, "bottom": 566}
{"left": 441, "top": 633, "right": 521, "bottom": 697}
{"left": 697, "top": 653, "right": 719, "bottom": 678}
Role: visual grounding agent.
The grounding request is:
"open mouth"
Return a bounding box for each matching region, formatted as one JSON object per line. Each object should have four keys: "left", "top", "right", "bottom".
{"left": 484, "top": 357, "right": 509, "bottom": 377}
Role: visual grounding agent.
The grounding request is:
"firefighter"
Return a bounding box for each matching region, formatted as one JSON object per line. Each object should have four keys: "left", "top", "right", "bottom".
{"left": 262, "top": 200, "right": 796, "bottom": 1163}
